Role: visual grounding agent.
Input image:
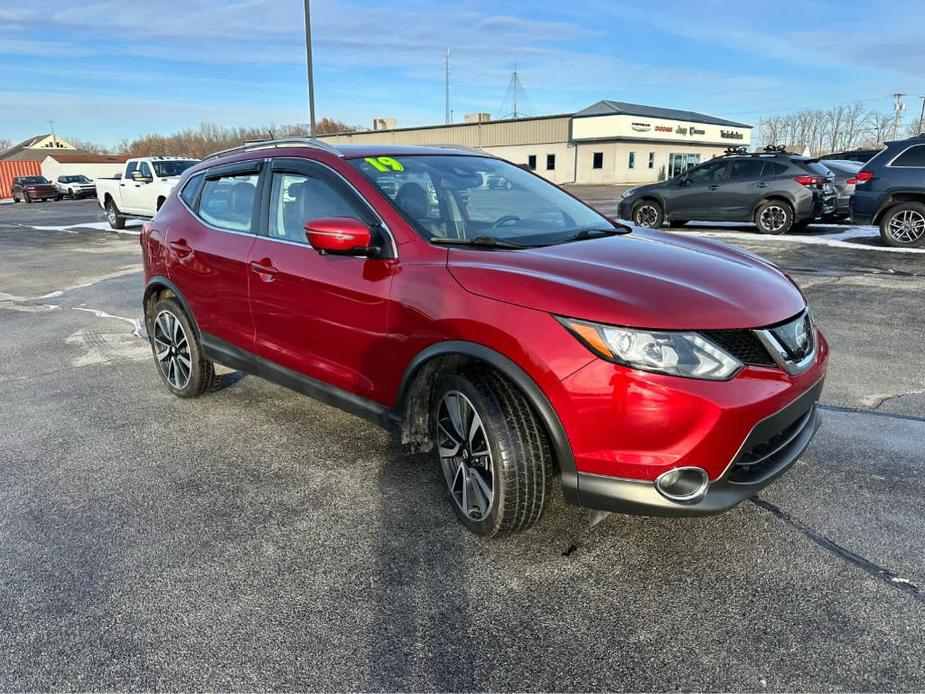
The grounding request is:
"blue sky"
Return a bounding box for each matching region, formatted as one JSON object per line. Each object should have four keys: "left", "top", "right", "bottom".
{"left": 1, "top": 0, "right": 923, "bottom": 146}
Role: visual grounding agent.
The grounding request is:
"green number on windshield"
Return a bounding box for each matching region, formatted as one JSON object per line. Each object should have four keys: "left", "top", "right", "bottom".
{"left": 364, "top": 156, "right": 404, "bottom": 172}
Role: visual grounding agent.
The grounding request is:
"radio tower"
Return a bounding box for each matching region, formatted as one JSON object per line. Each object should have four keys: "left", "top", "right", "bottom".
{"left": 499, "top": 64, "right": 529, "bottom": 119}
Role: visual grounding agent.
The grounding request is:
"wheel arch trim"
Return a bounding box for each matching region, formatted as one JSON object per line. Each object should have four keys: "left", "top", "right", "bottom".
{"left": 143, "top": 276, "right": 200, "bottom": 338}
{"left": 396, "top": 340, "right": 579, "bottom": 503}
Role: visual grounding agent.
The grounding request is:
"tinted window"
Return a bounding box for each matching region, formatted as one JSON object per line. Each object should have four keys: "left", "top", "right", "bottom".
{"left": 728, "top": 159, "right": 765, "bottom": 180}
{"left": 124, "top": 162, "right": 138, "bottom": 180}
{"left": 687, "top": 161, "right": 727, "bottom": 184}
{"left": 139, "top": 162, "right": 153, "bottom": 178}
{"left": 546, "top": 154, "right": 555, "bottom": 171}
{"left": 268, "top": 172, "right": 362, "bottom": 245}
{"left": 761, "top": 161, "right": 788, "bottom": 177}
{"left": 153, "top": 160, "right": 199, "bottom": 178}
{"left": 527, "top": 155, "right": 536, "bottom": 171}
{"left": 197, "top": 173, "right": 260, "bottom": 232}
{"left": 21, "top": 176, "right": 49, "bottom": 184}
{"left": 180, "top": 174, "right": 204, "bottom": 207}
{"left": 891, "top": 145, "right": 925, "bottom": 167}
{"left": 592, "top": 152, "right": 603, "bottom": 169}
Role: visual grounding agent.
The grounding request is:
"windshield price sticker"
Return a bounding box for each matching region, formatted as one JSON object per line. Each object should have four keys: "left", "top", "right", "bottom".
{"left": 365, "top": 156, "right": 405, "bottom": 172}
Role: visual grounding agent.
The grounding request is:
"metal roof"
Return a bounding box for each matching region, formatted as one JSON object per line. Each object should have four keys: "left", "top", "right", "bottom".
{"left": 574, "top": 100, "right": 751, "bottom": 128}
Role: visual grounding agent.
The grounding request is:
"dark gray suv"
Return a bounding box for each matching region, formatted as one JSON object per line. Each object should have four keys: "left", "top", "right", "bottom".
{"left": 618, "top": 150, "right": 836, "bottom": 235}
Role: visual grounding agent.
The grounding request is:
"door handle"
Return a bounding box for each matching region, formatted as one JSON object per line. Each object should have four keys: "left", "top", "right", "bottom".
{"left": 250, "top": 258, "right": 279, "bottom": 278}
{"left": 168, "top": 239, "right": 192, "bottom": 258}
{"left": 756, "top": 182, "right": 768, "bottom": 188}
{"left": 708, "top": 184, "right": 720, "bottom": 190}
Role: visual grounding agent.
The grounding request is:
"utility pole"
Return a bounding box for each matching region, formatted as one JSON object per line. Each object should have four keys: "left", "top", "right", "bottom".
{"left": 303, "top": 0, "right": 316, "bottom": 137}
{"left": 47, "top": 118, "right": 57, "bottom": 146}
{"left": 917, "top": 96, "right": 925, "bottom": 135}
{"left": 444, "top": 48, "right": 451, "bottom": 125}
{"left": 891, "top": 92, "right": 906, "bottom": 140}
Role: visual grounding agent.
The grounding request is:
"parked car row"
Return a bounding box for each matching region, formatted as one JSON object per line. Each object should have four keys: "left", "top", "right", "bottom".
{"left": 618, "top": 134, "right": 925, "bottom": 248}
{"left": 9, "top": 174, "right": 97, "bottom": 202}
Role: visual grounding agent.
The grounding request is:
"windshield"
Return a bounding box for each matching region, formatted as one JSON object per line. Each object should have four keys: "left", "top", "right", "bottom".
{"left": 152, "top": 160, "right": 199, "bottom": 178}
{"left": 349, "top": 155, "right": 617, "bottom": 246}
{"left": 22, "top": 176, "right": 49, "bottom": 185}
{"left": 61, "top": 175, "right": 90, "bottom": 183}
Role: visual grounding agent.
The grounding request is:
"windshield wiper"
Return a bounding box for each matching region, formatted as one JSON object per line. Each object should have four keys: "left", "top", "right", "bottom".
{"left": 554, "top": 226, "right": 632, "bottom": 244}
{"left": 430, "top": 235, "right": 530, "bottom": 249}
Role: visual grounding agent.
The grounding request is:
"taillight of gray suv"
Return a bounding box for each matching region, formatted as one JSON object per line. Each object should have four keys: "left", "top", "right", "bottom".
{"left": 618, "top": 149, "right": 836, "bottom": 235}
{"left": 850, "top": 134, "right": 925, "bottom": 248}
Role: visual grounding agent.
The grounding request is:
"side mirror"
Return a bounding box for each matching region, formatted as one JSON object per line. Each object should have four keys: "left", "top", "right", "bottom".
{"left": 132, "top": 171, "right": 152, "bottom": 183}
{"left": 304, "top": 217, "right": 378, "bottom": 257}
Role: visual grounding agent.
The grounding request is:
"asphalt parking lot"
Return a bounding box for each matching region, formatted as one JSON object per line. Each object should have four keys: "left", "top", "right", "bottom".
{"left": 1, "top": 195, "right": 924, "bottom": 691}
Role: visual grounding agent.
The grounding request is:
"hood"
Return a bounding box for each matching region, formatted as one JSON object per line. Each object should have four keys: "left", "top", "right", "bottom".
{"left": 446, "top": 229, "right": 805, "bottom": 330}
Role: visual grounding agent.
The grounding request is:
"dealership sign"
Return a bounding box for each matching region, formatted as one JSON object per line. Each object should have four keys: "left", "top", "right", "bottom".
{"left": 572, "top": 114, "right": 751, "bottom": 146}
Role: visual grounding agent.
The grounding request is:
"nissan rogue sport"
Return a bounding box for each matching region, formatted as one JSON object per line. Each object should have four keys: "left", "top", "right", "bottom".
{"left": 141, "top": 138, "right": 828, "bottom": 537}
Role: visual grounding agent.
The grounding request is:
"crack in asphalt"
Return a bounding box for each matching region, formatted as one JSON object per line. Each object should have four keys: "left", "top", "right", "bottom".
{"left": 751, "top": 496, "right": 924, "bottom": 604}
{"left": 818, "top": 403, "right": 925, "bottom": 424}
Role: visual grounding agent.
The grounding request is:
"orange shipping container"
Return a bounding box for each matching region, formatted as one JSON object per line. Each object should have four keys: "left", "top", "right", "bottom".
{"left": 0, "top": 161, "right": 42, "bottom": 200}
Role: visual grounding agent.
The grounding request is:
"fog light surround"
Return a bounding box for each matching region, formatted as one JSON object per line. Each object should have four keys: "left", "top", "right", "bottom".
{"left": 655, "top": 466, "right": 709, "bottom": 503}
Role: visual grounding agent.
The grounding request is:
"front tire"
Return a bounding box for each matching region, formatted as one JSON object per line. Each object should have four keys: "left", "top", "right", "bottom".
{"left": 880, "top": 203, "right": 925, "bottom": 248}
{"left": 755, "top": 200, "right": 794, "bottom": 235}
{"left": 432, "top": 370, "right": 551, "bottom": 537}
{"left": 105, "top": 199, "right": 126, "bottom": 229}
{"left": 632, "top": 199, "right": 664, "bottom": 228}
{"left": 148, "top": 297, "right": 215, "bottom": 398}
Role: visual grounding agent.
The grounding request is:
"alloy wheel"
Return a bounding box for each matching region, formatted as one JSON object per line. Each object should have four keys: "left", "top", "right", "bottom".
{"left": 436, "top": 390, "right": 495, "bottom": 521}
{"left": 887, "top": 209, "right": 925, "bottom": 243}
{"left": 634, "top": 204, "right": 659, "bottom": 227}
{"left": 153, "top": 310, "right": 192, "bottom": 390}
{"left": 107, "top": 204, "right": 117, "bottom": 225}
{"left": 760, "top": 205, "right": 787, "bottom": 232}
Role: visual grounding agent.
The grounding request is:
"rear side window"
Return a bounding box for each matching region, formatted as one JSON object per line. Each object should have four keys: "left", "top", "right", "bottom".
{"left": 197, "top": 173, "right": 260, "bottom": 232}
{"left": 803, "top": 161, "right": 833, "bottom": 177}
{"left": 891, "top": 145, "right": 925, "bottom": 167}
{"left": 728, "top": 160, "right": 764, "bottom": 180}
{"left": 180, "top": 174, "right": 204, "bottom": 207}
{"left": 760, "top": 162, "right": 788, "bottom": 177}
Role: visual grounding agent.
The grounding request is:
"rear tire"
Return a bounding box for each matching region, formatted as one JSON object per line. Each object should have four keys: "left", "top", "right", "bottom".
{"left": 880, "top": 203, "right": 925, "bottom": 248}
{"left": 105, "top": 199, "right": 126, "bottom": 229}
{"left": 147, "top": 297, "right": 215, "bottom": 398}
{"left": 432, "top": 370, "right": 551, "bottom": 537}
{"left": 24, "top": 195, "right": 32, "bottom": 204}
{"left": 632, "top": 199, "right": 664, "bottom": 228}
{"left": 755, "top": 200, "right": 794, "bottom": 235}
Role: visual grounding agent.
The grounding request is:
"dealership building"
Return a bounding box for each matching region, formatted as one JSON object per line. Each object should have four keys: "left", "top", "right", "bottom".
{"left": 319, "top": 100, "right": 752, "bottom": 185}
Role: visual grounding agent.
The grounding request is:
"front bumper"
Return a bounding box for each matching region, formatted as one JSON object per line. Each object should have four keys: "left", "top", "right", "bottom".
{"left": 575, "top": 379, "right": 823, "bottom": 516}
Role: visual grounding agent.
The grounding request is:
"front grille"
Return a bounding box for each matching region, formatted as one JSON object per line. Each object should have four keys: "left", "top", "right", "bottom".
{"left": 700, "top": 329, "right": 775, "bottom": 366}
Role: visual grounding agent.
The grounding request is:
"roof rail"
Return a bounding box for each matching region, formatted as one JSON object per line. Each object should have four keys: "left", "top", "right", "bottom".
{"left": 203, "top": 137, "right": 342, "bottom": 162}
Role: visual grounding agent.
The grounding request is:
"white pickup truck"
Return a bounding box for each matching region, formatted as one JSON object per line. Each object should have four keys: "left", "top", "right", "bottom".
{"left": 96, "top": 156, "right": 199, "bottom": 229}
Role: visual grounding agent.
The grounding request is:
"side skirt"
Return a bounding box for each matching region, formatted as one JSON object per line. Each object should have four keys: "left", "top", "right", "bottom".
{"left": 200, "top": 332, "right": 396, "bottom": 430}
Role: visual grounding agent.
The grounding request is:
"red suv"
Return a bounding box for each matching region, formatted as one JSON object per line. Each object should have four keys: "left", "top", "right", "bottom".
{"left": 141, "top": 138, "right": 828, "bottom": 537}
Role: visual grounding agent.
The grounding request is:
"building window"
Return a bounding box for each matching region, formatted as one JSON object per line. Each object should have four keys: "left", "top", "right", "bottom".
{"left": 527, "top": 155, "right": 537, "bottom": 171}
{"left": 628, "top": 152, "right": 636, "bottom": 169}
{"left": 592, "top": 152, "right": 604, "bottom": 169}
{"left": 546, "top": 154, "right": 556, "bottom": 171}
{"left": 648, "top": 152, "right": 655, "bottom": 169}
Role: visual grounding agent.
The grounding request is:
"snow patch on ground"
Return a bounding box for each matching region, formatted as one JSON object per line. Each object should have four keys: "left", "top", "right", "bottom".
{"left": 686, "top": 223, "right": 925, "bottom": 254}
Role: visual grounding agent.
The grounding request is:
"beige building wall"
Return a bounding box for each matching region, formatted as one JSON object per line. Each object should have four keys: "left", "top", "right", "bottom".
{"left": 574, "top": 142, "right": 729, "bottom": 184}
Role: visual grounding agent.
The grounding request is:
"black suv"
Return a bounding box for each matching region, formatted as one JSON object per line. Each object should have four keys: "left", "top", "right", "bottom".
{"left": 618, "top": 148, "right": 836, "bottom": 235}
{"left": 850, "top": 134, "right": 925, "bottom": 248}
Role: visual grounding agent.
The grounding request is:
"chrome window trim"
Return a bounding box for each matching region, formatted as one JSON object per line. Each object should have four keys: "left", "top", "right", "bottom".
{"left": 885, "top": 144, "right": 925, "bottom": 169}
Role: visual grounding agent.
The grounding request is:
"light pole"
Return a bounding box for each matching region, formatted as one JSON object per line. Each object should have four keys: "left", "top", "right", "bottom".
{"left": 303, "top": 0, "right": 316, "bottom": 137}
{"left": 918, "top": 96, "right": 925, "bottom": 135}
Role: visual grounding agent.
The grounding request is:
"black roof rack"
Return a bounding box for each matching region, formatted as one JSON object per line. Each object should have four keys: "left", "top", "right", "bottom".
{"left": 721, "top": 144, "right": 801, "bottom": 158}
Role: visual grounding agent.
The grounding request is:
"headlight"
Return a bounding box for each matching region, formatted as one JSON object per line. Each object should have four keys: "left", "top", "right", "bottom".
{"left": 620, "top": 188, "right": 637, "bottom": 200}
{"left": 558, "top": 317, "right": 742, "bottom": 380}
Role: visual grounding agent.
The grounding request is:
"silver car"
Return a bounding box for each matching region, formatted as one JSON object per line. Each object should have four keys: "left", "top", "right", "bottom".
{"left": 819, "top": 160, "right": 861, "bottom": 222}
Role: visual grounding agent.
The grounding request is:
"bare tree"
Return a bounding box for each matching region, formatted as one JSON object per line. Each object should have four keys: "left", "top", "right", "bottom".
{"left": 0, "top": 137, "right": 12, "bottom": 152}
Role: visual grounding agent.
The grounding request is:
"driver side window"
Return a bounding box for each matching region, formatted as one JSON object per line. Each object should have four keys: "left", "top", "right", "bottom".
{"left": 687, "top": 162, "right": 727, "bottom": 184}
{"left": 268, "top": 172, "right": 363, "bottom": 245}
